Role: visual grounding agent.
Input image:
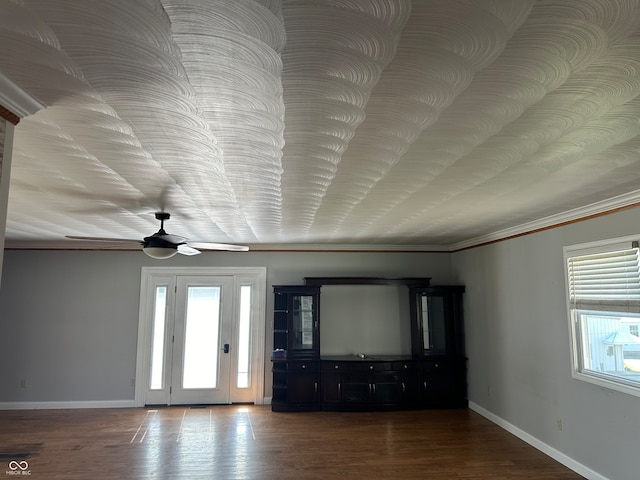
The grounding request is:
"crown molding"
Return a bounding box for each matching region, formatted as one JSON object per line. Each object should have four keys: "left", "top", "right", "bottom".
{"left": 0, "top": 73, "right": 45, "bottom": 120}
{"left": 450, "top": 189, "right": 640, "bottom": 251}
{"left": 3, "top": 240, "right": 450, "bottom": 253}
{"left": 243, "top": 243, "right": 449, "bottom": 252}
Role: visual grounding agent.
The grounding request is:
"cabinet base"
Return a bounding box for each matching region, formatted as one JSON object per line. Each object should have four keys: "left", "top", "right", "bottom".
{"left": 271, "top": 401, "right": 320, "bottom": 412}
{"left": 271, "top": 401, "right": 468, "bottom": 412}
{"left": 319, "top": 401, "right": 467, "bottom": 412}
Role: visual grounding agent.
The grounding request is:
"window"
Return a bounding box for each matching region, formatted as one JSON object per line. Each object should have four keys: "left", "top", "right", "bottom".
{"left": 565, "top": 237, "right": 640, "bottom": 397}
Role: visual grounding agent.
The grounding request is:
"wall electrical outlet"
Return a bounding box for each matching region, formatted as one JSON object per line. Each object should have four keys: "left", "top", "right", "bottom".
{"left": 556, "top": 419, "right": 563, "bottom": 431}
{"left": 20, "top": 379, "right": 27, "bottom": 388}
{"left": 130, "top": 378, "right": 136, "bottom": 387}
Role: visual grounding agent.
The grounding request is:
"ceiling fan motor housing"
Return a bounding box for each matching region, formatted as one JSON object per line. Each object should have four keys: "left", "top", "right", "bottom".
{"left": 143, "top": 234, "right": 179, "bottom": 249}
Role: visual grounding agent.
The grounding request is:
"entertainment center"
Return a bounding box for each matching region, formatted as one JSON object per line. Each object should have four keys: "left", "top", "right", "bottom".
{"left": 271, "top": 277, "right": 466, "bottom": 412}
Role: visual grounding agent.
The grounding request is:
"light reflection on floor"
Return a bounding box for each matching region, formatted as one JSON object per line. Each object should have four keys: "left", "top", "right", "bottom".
{"left": 134, "top": 406, "right": 255, "bottom": 478}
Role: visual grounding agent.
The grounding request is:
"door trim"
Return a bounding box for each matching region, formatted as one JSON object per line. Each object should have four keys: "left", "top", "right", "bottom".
{"left": 134, "top": 267, "right": 266, "bottom": 407}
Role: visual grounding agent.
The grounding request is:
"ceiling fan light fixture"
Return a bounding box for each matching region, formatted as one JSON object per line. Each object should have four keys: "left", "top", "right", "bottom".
{"left": 143, "top": 246, "right": 178, "bottom": 259}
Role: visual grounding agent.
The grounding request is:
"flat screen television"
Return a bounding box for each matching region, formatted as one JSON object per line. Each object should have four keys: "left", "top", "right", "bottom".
{"left": 319, "top": 284, "right": 411, "bottom": 357}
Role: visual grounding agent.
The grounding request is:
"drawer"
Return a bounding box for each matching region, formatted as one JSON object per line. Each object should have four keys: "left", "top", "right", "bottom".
{"left": 351, "top": 360, "right": 389, "bottom": 372}
{"left": 287, "top": 361, "right": 319, "bottom": 372}
{"left": 390, "top": 361, "right": 415, "bottom": 372}
{"left": 322, "top": 362, "right": 347, "bottom": 372}
{"left": 421, "top": 361, "right": 449, "bottom": 373}
{"left": 322, "top": 360, "right": 415, "bottom": 372}
{"left": 349, "top": 362, "right": 390, "bottom": 372}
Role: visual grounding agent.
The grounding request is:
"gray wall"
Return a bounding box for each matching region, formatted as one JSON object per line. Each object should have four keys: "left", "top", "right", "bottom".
{"left": 452, "top": 207, "right": 640, "bottom": 480}
{"left": 0, "top": 249, "right": 452, "bottom": 403}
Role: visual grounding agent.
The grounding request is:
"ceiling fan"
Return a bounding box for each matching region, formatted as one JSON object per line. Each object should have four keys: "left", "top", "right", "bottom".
{"left": 66, "top": 212, "right": 249, "bottom": 259}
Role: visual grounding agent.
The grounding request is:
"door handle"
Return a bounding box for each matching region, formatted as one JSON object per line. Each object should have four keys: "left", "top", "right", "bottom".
{"left": 223, "top": 343, "right": 230, "bottom": 354}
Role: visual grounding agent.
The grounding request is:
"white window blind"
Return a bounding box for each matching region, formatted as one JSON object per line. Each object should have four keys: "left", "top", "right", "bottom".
{"left": 567, "top": 243, "right": 640, "bottom": 313}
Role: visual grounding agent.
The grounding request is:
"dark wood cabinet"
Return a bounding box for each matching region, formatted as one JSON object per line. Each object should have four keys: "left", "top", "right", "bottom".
{"left": 287, "top": 361, "right": 319, "bottom": 404}
{"left": 411, "top": 286, "right": 467, "bottom": 408}
{"left": 273, "top": 286, "right": 320, "bottom": 359}
{"left": 272, "top": 360, "right": 319, "bottom": 411}
{"left": 271, "top": 286, "right": 320, "bottom": 412}
{"left": 321, "top": 358, "right": 418, "bottom": 411}
{"left": 420, "top": 359, "right": 451, "bottom": 401}
{"left": 272, "top": 279, "right": 466, "bottom": 412}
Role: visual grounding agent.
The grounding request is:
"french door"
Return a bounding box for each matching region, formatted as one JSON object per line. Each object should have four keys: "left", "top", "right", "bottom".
{"left": 135, "top": 267, "right": 266, "bottom": 406}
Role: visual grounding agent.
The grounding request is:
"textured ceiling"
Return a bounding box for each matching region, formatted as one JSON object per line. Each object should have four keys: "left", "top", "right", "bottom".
{"left": 2, "top": 0, "right": 640, "bottom": 251}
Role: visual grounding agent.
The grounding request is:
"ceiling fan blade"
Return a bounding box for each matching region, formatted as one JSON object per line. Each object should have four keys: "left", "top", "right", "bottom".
{"left": 157, "top": 233, "right": 187, "bottom": 244}
{"left": 66, "top": 236, "right": 142, "bottom": 244}
{"left": 177, "top": 244, "right": 201, "bottom": 256}
{"left": 188, "top": 242, "right": 249, "bottom": 252}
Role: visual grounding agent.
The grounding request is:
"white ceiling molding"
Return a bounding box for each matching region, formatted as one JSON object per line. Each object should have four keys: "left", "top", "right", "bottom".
{"left": 0, "top": 72, "right": 45, "bottom": 119}
{"left": 237, "top": 244, "right": 450, "bottom": 252}
{"left": 451, "top": 188, "right": 640, "bottom": 251}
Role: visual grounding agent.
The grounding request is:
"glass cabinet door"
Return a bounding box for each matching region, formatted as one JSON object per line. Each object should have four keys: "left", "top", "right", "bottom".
{"left": 291, "top": 294, "right": 315, "bottom": 354}
{"left": 419, "top": 293, "right": 447, "bottom": 355}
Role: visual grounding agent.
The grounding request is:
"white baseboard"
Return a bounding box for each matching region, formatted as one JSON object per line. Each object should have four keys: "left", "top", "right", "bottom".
{"left": 0, "top": 400, "right": 136, "bottom": 410}
{"left": 264, "top": 396, "right": 272, "bottom": 405}
{"left": 468, "top": 402, "right": 607, "bottom": 480}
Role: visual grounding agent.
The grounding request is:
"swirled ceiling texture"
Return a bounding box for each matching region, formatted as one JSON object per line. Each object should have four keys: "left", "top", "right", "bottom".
{"left": 2, "top": 0, "right": 640, "bottom": 249}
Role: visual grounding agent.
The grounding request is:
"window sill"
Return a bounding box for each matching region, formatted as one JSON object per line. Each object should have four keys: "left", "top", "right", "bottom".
{"left": 572, "top": 369, "right": 640, "bottom": 399}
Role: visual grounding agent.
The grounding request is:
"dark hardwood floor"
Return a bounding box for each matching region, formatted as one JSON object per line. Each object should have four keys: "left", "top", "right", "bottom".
{"left": 0, "top": 405, "right": 584, "bottom": 479}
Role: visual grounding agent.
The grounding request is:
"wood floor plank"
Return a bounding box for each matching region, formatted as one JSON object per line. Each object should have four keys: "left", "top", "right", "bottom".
{"left": 0, "top": 406, "right": 584, "bottom": 479}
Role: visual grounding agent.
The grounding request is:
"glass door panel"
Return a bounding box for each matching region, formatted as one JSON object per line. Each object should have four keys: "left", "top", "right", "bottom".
{"left": 420, "top": 294, "right": 429, "bottom": 354}
{"left": 182, "top": 286, "right": 221, "bottom": 389}
{"left": 374, "top": 372, "right": 401, "bottom": 404}
{"left": 421, "top": 294, "right": 447, "bottom": 355}
{"left": 236, "top": 285, "right": 252, "bottom": 388}
{"left": 143, "top": 276, "right": 175, "bottom": 406}
{"left": 342, "top": 373, "right": 371, "bottom": 403}
{"left": 150, "top": 285, "right": 168, "bottom": 390}
{"left": 291, "top": 294, "right": 314, "bottom": 353}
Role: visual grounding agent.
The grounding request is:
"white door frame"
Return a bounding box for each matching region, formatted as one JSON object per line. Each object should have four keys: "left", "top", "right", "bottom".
{"left": 134, "top": 266, "right": 266, "bottom": 407}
